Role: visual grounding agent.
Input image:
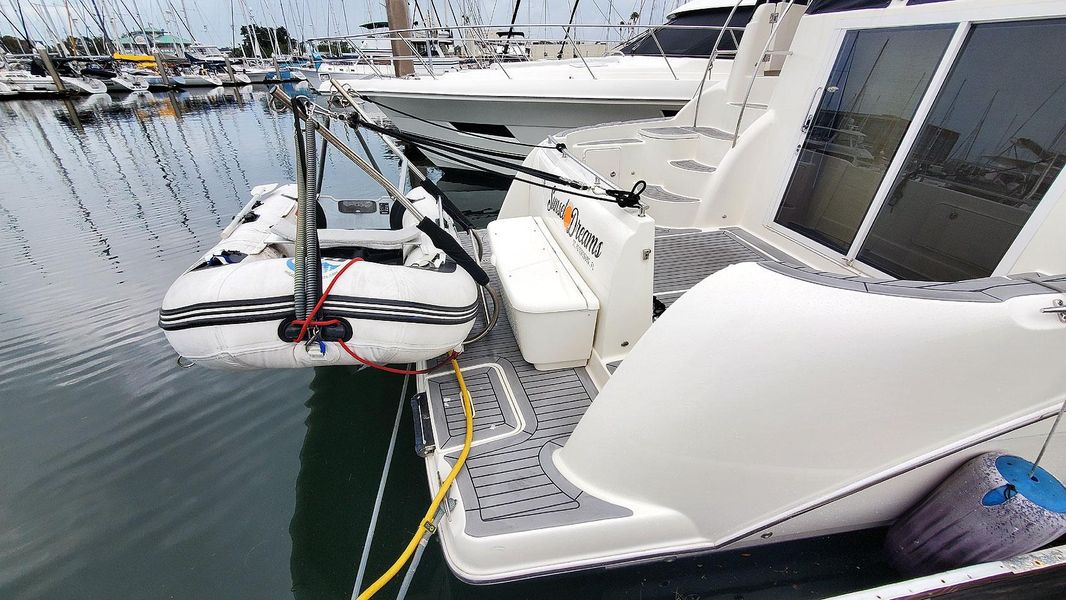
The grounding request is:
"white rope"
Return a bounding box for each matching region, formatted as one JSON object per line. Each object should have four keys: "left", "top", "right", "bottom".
{"left": 351, "top": 373, "right": 409, "bottom": 600}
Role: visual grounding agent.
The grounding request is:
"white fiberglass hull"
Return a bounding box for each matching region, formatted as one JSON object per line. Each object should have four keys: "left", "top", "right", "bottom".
{"left": 355, "top": 56, "right": 727, "bottom": 173}
{"left": 104, "top": 75, "right": 148, "bottom": 93}
{"left": 173, "top": 74, "right": 223, "bottom": 88}
{"left": 0, "top": 81, "right": 16, "bottom": 96}
{"left": 241, "top": 69, "right": 270, "bottom": 83}
{"left": 0, "top": 72, "right": 106, "bottom": 95}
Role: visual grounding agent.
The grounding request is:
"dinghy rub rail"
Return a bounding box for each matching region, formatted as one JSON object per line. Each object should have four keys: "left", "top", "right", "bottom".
{"left": 158, "top": 295, "right": 481, "bottom": 331}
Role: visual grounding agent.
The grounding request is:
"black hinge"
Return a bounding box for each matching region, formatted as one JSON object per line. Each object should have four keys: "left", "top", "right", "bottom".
{"left": 410, "top": 392, "right": 436, "bottom": 457}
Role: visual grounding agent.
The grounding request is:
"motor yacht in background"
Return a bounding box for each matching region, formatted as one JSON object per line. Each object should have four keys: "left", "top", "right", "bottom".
{"left": 0, "top": 60, "right": 107, "bottom": 96}
{"left": 351, "top": 0, "right": 759, "bottom": 172}
{"left": 403, "top": 0, "right": 1066, "bottom": 585}
{"left": 185, "top": 43, "right": 226, "bottom": 65}
{"left": 172, "top": 69, "right": 223, "bottom": 88}
{"left": 300, "top": 21, "right": 464, "bottom": 90}
{"left": 80, "top": 65, "right": 149, "bottom": 93}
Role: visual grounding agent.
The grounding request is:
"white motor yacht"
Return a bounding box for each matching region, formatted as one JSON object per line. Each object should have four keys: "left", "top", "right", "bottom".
{"left": 217, "top": 70, "right": 252, "bottom": 85}
{"left": 304, "top": 22, "right": 464, "bottom": 92}
{"left": 405, "top": 0, "right": 1066, "bottom": 585}
{"left": 185, "top": 43, "right": 226, "bottom": 64}
{"left": 0, "top": 81, "right": 16, "bottom": 97}
{"left": 172, "top": 70, "right": 223, "bottom": 88}
{"left": 0, "top": 68, "right": 107, "bottom": 95}
{"left": 351, "top": 0, "right": 758, "bottom": 171}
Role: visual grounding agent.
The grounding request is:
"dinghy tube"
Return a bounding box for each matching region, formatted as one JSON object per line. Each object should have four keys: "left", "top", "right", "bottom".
{"left": 159, "top": 183, "right": 479, "bottom": 369}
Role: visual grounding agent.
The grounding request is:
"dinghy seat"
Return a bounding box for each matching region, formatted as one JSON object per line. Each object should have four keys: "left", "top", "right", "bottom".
{"left": 267, "top": 220, "right": 421, "bottom": 250}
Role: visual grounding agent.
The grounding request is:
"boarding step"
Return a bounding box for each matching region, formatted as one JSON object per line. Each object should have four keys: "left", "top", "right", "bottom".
{"left": 642, "top": 185, "right": 700, "bottom": 228}
{"left": 669, "top": 159, "right": 717, "bottom": 173}
{"left": 640, "top": 126, "right": 737, "bottom": 141}
{"left": 664, "top": 159, "right": 718, "bottom": 198}
{"left": 574, "top": 137, "right": 643, "bottom": 147}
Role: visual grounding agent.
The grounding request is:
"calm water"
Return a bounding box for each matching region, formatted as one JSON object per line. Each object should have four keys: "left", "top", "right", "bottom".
{"left": 0, "top": 87, "right": 897, "bottom": 599}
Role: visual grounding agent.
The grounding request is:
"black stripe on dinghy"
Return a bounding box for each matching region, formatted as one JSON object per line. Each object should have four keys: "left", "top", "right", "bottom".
{"left": 159, "top": 295, "right": 294, "bottom": 317}
{"left": 158, "top": 310, "right": 297, "bottom": 331}
{"left": 326, "top": 295, "right": 479, "bottom": 314}
{"left": 158, "top": 306, "right": 479, "bottom": 331}
{"left": 160, "top": 296, "right": 478, "bottom": 319}
{"left": 158, "top": 306, "right": 299, "bottom": 326}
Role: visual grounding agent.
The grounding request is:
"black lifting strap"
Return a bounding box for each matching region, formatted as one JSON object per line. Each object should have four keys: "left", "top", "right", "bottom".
{"left": 347, "top": 114, "right": 648, "bottom": 211}
{"left": 347, "top": 113, "right": 590, "bottom": 191}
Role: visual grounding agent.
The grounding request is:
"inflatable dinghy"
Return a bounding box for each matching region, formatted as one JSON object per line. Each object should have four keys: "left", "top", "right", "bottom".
{"left": 159, "top": 183, "right": 479, "bottom": 369}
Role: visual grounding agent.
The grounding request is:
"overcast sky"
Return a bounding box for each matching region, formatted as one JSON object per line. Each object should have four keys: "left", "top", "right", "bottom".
{"left": 3, "top": 0, "right": 690, "bottom": 48}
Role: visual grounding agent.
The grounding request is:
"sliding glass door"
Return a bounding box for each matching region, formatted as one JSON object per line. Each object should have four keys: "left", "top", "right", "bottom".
{"left": 773, "top": 18, "right": 1066, "bottom": 281}
{"left": 856, "top": 19, "right": 1066, "bottom": 280}
{"left": 773, "top": 25, "right": 956, "bottom": 254}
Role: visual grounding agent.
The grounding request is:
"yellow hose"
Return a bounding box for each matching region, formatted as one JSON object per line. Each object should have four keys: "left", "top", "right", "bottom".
{"left": 356, "top": 357, "right": 474, "bottom": 600}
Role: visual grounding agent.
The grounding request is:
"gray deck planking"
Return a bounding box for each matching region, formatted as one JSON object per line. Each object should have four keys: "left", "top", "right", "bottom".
{"left": 427, "top": 227, "right": 784, "bottom": 537}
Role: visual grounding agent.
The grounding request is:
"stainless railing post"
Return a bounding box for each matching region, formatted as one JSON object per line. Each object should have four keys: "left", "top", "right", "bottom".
{"left": 648, "top": 29, "right": 677, "bottom": 81}
{"left": 399, "top": 36, "right": 437, "bottom": 79}
{"left": 353, "top": 44, "right": 385, "bottom": 79}
{"left": 471, "top": 26, "right": 511, "bottom": 80}
{"left": 692, "top": 0, "right": 746, "bottom": 127}
{"left": 732, "top": 0, "right": 797, "bottom": 147}
{"left": 563, "top": 27, "right": 596, "bottom": 80}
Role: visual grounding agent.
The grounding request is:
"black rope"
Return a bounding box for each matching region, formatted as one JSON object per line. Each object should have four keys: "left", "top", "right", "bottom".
{"left": 353, "top": 93, "right": 561, "bottom": 150}
{"left": 349, "top": 113, "right": 587, "bottom": 189}
{"left": 346, "top": 111, "right": 648, "bottom": 211}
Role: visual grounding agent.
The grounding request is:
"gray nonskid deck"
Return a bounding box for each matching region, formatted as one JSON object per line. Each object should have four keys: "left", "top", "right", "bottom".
{"left": 426, "top": 234, "right": 631, "bottom": 537}
{"left": 428, "top": 228, "right": 785, "bottom": 537}
{"left": 653, "top": 228, "right": 778, "bottom": 306}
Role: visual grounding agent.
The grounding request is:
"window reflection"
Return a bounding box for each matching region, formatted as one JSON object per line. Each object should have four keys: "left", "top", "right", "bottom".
{"left": 859, "top": 19, "right": 1066, "bottom": 280}
{"left": 773, "top": 26, "right": 955, "bottom": 253}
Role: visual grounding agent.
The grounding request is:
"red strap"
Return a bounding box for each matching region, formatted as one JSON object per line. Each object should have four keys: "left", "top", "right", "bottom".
{"left": 294, "top": 257, "right": 364, "bottom": 343}
{"left": 293, "top": 256, "right": 458, "bottom": 374}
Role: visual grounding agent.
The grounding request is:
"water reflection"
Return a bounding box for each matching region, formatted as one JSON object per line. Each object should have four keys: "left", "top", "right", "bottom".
{"left": 0, "top": 88, "right": 891, "bottom": 600}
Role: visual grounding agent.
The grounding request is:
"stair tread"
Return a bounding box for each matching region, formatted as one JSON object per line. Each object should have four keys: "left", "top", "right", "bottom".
{"left": 669, "top": 159, "right": 717, "bottom": 173}
{"left": 643, "top": 185, "right": 698, "bottom": 203}
{"left": 575, "top": 138, "right": 642, "bottom": 146}
{"left": 640, "top": 126, "right": 736, "bottom": 141}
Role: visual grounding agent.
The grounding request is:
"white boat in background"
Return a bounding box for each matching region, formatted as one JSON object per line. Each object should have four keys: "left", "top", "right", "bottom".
{"left": 103, "top": 74, "right": 148, "bottom": 93}
{"left": 304, "top": 21, "right": 464, "bottom": 92}
{"left": 172, "top": 70, "right": 223, "bottom": 88}
{"left": 235, "top": 64, "right": 272, "bottom": 83}
{"left": 185, "top": 43, "right": 226, "bottom": 64}
{"left": 217, "top": 70, "right": 252, "bottom": 85}
{"left": 0, "top": 68, "right": 107, "bottom": 96}
{"left": 353, "top": 0, "right": 758, "bottom": 171}
{"left": 80, "top": 66, "right": 149, "bottom": 93}
{"left": 400, "top": 0, "right": 1066, "bottom": 585}
{"left": 0, "top": 81, "right": 16, "bottom": 97}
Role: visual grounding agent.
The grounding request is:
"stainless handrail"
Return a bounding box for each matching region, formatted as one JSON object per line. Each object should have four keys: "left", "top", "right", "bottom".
{"left": 307, "top": 22, "right": 746, "bottom": 81}
{"left": 692, "top": 0, "right": 747, "bottom": 126}
{"left": 732, "top": 0, "right": 798, "bottom": 147}
{"left": 563, "top": 30, "right": 597, "bottom": 79}
{"left": 648, "top": 29, "right": 677, "bottom": 81}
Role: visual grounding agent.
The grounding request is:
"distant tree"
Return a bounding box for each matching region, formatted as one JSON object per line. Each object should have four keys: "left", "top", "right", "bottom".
{"left": 238, "top": 25, "right": 296, "bottom": 58}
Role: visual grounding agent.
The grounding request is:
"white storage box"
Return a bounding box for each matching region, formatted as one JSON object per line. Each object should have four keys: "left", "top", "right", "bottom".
{"left": 488, "top": 217, "right": 600, "bottom": 371}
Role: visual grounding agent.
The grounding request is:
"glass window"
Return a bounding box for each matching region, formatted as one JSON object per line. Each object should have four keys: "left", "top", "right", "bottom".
{"left": 773, "top": 26, "right": 955, "bottom": 253}
{"left": 857, "top": 19, "right": 1066, "bottom": 280}
{"left": 620, "top": 8, "right": 756, "bottom": 58}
